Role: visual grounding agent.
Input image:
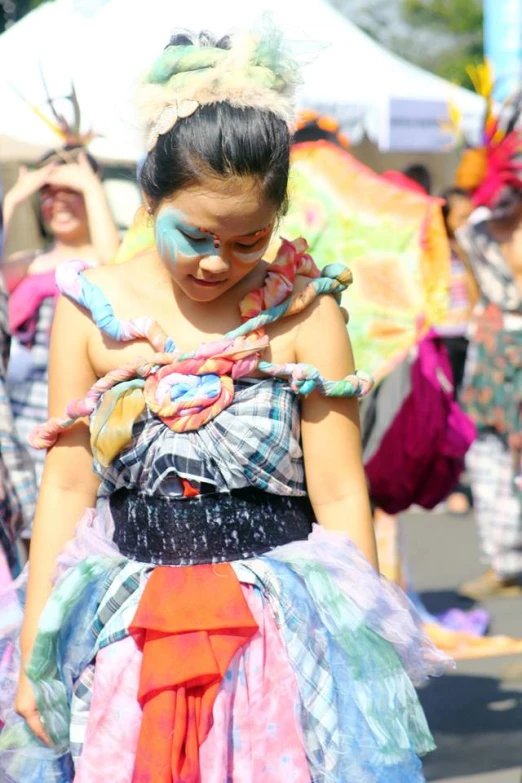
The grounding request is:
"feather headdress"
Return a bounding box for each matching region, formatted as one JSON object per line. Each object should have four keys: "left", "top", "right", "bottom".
{"left": 456, "top": 61, "right": 522, "bottom": 208}
{"left": 13, "top": 70, "right": 96, "bottom": 159}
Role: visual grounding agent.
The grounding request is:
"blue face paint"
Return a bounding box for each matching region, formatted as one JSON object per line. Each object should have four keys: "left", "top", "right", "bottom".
{"left": 232, "top": 238, "right": 271, "bottom": 265}
{"left": 155, "top": 207, "right": 215, "bottom": 267}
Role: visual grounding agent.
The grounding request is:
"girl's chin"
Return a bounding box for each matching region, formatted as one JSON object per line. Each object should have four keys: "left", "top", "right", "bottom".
{"left": 49, "top": 222, "right": 85, "bottom": 239}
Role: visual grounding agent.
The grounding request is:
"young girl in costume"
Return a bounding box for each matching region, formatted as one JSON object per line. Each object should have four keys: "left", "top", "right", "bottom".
{"left": 0, "top": 28, "right": 450, "bottom": 782}
{"left": 2, "top": 145, "right": 120, "bottom": 518}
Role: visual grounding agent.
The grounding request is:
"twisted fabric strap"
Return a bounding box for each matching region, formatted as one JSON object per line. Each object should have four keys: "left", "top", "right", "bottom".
{"left": 31, "top": 333, "right": 269, "bottom": 449}
{"left": 239, "top": 237, "right": 320, "bottom": 319}
{"left": 143, "top": 336, "right": 266, "bottom": 432}
{"left": 31, "top": 239, "right": 374, "bottom": 451}
{"left": 146, "top": 34, "right": 293, "bottom": 90}
{"left": 259, "top": 360, "right": 374, "bottom": 397}
{"left": 56, "top": 260, "right": 174, "bottom": 353}
{"left": 146, "top": 46, "right": 228, "bottom": 84}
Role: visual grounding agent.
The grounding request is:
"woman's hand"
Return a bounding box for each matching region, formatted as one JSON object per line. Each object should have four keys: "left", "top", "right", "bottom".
{"left": 15, "top": 669, "right": 50, "bottom": 745}
{"left": 2, "top": 163, "right": 56, "bottom": 262}
{"left": 46, "top": 151, "right": 100, "bottom": 196}
{"left": 5, "top": 163, "right": 55, "bottom": 209}
{"left": 48, "top": 152, "right": 121, "bottom": 264}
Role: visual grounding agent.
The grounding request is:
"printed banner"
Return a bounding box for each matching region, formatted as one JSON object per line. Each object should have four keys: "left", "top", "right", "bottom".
{"left": 381, "top": 98, "right": 453, "bottom": 153}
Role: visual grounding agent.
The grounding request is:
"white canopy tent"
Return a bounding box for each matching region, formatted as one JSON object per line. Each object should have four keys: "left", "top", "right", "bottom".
{"left": 0, "top": 0, "right": 485, "bottom": 162}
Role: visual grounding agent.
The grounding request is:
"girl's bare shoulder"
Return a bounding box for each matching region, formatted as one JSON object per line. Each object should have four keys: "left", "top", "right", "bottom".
{"left": 82, "top": 251, "right": 158, "bottom": 302}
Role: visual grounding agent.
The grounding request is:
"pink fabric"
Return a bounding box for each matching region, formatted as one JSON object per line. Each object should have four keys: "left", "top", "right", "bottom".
{"left": 199, "top": 584, "right": 310, "bottom": 782}
{"left": 380, "top": 171, "right": 428, "bottom": 196}
{"left": 0, "top": 550, "right": 12, "bottom": 593}
{"left": 8, "top": 270, "right": 58, "bottom": 336}
{"left": 73, "top": 636, "right": 143, "bottom": 782}
{"left": 365, "top": 331, "right": 476, "bottom": 514}
{"left": 75, "top": 585, "right": 310, "bottom": 783}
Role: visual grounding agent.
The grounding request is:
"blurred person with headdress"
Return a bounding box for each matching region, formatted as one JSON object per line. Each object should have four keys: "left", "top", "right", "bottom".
{"left": 455, "top": 83, "right": 522, "bottom": 599}
{"left": 1, "top": 96, "right": 120, "bottom": 512}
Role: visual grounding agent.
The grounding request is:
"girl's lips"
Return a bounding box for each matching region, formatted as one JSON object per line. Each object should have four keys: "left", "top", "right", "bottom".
{"left": 188, "top": 275, "right": 226, "bottom": 287}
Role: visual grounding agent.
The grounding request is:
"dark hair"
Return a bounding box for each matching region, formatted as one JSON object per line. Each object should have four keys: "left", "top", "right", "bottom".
{"left": 489, "top": 187, "right": 522, "bottom": 225}
{"left": 140, "top": 103, "right": 290, "bottom": 213}
{"left": 292, "top": 118, "right": 349, "bottom": 151}
{"left": 439, "top": 186, "right": 471, "bottom": 233}
{"left": 140, "top": 34, "right": 290, "bottom": 213}
{"left": 402, "top": 164, "right": 432, "bottom": 195}
{"left": 37, "top": 144, "right": 100, "bottom": 174}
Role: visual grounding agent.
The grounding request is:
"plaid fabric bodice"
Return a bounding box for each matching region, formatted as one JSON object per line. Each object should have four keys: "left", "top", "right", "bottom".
{"left": 93, "top": 376, "right": 305, "bottom": 498}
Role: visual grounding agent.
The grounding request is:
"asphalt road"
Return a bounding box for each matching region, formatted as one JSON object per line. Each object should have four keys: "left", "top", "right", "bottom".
{"left": 402, "top": 510, "right": 522, "bottom": 783}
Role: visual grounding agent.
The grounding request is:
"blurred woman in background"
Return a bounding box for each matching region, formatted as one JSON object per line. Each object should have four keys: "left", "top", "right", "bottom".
{"left": 1, "top": 146, "right": 119, "bottom": 524}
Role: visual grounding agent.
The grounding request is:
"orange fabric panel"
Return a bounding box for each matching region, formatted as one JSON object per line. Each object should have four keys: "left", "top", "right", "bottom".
{"left": 129, "top": 563, "right": 258, "bottom": 782}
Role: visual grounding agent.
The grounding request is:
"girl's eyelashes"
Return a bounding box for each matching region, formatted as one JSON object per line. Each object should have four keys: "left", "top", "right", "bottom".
{"left": 180, "top": 230, "right": 208, "bottom": 242}
{"left": 236, "top": 242, "right": 259, "bottom": 249}
{"left": 178, "top": 226, "right": 269, "bottom": 249}
{"left": 235, "top": 237, "right": 267, "bottom": 250}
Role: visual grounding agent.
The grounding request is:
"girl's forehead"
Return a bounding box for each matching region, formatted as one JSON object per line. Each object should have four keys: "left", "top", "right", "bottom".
{"left": 160, "top": 183, "right": 277, "bottom": 237}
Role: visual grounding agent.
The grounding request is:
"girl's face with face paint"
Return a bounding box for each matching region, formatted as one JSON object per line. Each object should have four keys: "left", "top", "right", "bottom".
{"left": 153, "top": 177, "right": 278, "bottom": 302}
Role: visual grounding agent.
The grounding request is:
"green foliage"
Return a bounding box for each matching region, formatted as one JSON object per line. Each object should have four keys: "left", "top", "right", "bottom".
{"left": 435, "top": 51, "right": 483, "bottom": 89}
{"left": 401, "top": 0, "right": 483, "bottom": 86}
{"left": 403, "top": 0, "right": 483, "bottom": 36}
{"left": 328, "top": 0, "right": 484, "bottom": 87}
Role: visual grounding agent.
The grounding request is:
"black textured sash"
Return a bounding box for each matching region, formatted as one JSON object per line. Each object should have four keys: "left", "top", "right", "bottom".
{"left": 109, "top": 487, "right": 314, "bottom": 566}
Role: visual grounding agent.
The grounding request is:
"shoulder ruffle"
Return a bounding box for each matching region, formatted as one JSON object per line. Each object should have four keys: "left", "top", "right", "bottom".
{"left": 239, "top": 238, "right": 320, "bottom": 319}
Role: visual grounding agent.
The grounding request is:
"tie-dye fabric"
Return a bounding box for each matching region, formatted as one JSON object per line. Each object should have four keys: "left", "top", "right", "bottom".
{"left": 0, "top": 517, "right": 450, "bottom": 782}
{"left": 268, "top": 142, "right": 451, "bottom": 383}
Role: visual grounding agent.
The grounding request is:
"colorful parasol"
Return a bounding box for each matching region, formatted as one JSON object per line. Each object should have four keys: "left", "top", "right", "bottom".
{"left": 268, "top": 140, "right": 451, "bottom": 381}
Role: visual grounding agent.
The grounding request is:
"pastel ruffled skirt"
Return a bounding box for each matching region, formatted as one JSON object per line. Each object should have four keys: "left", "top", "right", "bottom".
{"left": 0, "top": 502, "right": 451, "bottom": 782}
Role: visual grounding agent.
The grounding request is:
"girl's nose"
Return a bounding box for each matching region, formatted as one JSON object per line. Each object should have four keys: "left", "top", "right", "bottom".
{"left": 198, "top": 253, "right": 230, "bottom": 275}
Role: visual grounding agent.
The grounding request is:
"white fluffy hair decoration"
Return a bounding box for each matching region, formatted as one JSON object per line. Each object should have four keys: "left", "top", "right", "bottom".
{"left": 136, "top": 17, "right": 303, "bottom": 152}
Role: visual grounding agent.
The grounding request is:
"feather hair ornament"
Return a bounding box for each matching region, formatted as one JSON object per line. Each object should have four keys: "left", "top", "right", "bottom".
{"left": 137, "top": 17, "right": 303, "bottom": 152}
{"left": 455, "top": 60, "right": 522, "bottom": 208}
{"left": 12, "top": 72, "right": 97, "bottom": 154}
